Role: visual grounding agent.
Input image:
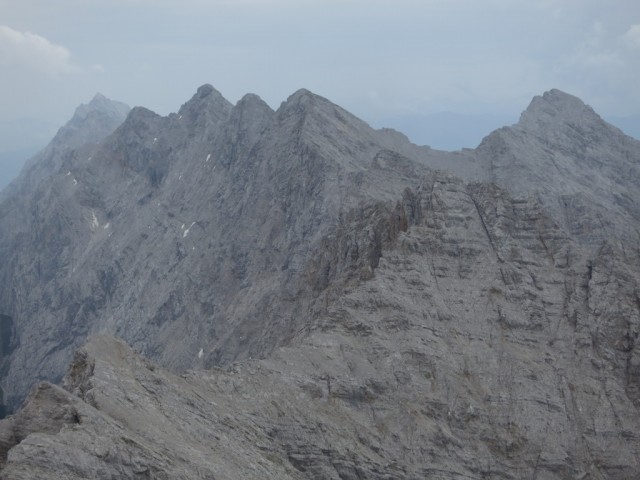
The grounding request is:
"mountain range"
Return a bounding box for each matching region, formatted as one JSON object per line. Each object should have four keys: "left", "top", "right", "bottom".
{"left": 0, "top": 85, "right": 639, "bottom": 478}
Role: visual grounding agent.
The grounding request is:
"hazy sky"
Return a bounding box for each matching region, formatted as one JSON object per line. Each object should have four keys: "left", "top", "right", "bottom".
{"left": 1, "top": 0, "right": 639, "bottom": 129}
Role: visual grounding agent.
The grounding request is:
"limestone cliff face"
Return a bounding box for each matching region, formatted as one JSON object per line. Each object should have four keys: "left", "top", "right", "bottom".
{"left": 1, "top": 87, "right": 640, "bottom": 478}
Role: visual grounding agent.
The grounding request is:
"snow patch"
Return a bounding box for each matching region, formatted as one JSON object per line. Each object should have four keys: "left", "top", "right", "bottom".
{"left": 91, "top": 211, "right": 99, "bottom": 229}
{"left": 153, "top": 137, "right": 158, "bottom": 143}
{"left": 103, "top": 222, "right": 110, "bottom": 230}
{"left": 198, "top": 348, "right": 204, "bottom": 359}
{"left": 179, "top": 115, "right": 183, "bottom": 120}
{"left": 66, "top": 171, "right": 71, "bottom": 176}
{"left": 206, "top": 153, "right": 211, "bottom": 162}
{"left": 72, "top": 178, "right": 78, "bottom": 186}
{"left": 183, "top": 221, "right": 196, "bottom": 238}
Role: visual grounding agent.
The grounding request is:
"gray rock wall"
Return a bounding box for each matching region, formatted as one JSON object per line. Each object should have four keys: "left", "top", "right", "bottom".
{"left": 0, "top": 86, "right": 639, "bottom": 477}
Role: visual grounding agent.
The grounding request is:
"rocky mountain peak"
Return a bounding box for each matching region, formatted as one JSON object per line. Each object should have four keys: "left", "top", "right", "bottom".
{"left": 177, "top": 84, "right": 232, "bottom": 126}
{"left": 227, "top": 93, "right": 274, "bottom": 140}
{"left": 70, "top": 93, "right": 130, "bottom": 128}
{"left": 57, "top": 93, "right": 130, "bottom": 145}
{"left": 87, "top": 92, "right": 129, "bottom": 115}
{"left": 286, "top": 87, "right": 316, "bottom": 102}
{"left": 276, "top": 88, "right": 373, "bottom": 143}
{"left": 0, "top": 93, "right": 131, "bottom": 199}
{"left": 475, "top": 88, "right": 640, "bottom": 249}
{"left": 195, "top": 83, "right": 217, "bottom": 97}
{"left": 89, "top": 92, "right": 107, "bottom": 105}
{"left": 516, "top": 88, "right": 609, "bottom": 136}
{"left": 277, "top": 88, "right": 336, "bottom": 118}
{"left": 118, "top": 106, "right": 161, "bottom": 132}
{"left": 234, "top": 93, "right": 274, "bottom": 118}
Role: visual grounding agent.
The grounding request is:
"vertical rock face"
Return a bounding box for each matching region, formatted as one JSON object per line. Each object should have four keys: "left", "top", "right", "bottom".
{"left": 1, "top": 86, "right": 640, "bottom": 478}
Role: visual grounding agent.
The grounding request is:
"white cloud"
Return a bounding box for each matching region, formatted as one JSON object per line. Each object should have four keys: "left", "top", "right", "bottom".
{"left": 0, "top": 25, "right": 81, "bottom": 75}
{"left": 621, "top": 24, "right": 640, "bottom": 49}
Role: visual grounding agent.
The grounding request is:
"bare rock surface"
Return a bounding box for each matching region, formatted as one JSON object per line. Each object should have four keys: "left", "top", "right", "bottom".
{"left": 1, "top": 86, "right": 640, "bottom": 478}
{"left": 476, "top": 89, "right": 640, "bottom": 245}
{"left": 0, "top": 85, "right": 460, "bottom": 411}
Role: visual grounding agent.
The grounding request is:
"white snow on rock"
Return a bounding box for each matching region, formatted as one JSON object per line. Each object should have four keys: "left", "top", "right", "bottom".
{"left": 153, "top": 137, "right": 158, "bottom": 144}
{"left": 183, "top": 221, "right": 196, "bottom": 238}
{"left": 198, "top": 348, "right": 204, "bottom": 359}
{"left": 72, "top": 178, "right": 78, "bottom": 186}
{"left": 206, "top": 154, "right": 211, "bottom": 162}
{"left": 103, "top": 223, "right": 111, "bottom": 230}
{"left": 91, "top": 211, "right": 99, "bottom": 229}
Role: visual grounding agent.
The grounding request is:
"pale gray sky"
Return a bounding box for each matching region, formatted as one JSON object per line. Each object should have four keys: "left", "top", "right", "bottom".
{"left": 0, "top": 0, "right": 639, "bottom": 134}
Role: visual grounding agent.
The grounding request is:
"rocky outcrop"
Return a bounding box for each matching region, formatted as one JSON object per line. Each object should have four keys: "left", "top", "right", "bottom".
{"left": 1, "top": 86, "right": 640, "bottom": 478}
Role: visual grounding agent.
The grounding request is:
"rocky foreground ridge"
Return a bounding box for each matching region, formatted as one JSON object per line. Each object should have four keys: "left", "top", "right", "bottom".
{"left": 1, "top": 87, "right": 640, "bottom": 478}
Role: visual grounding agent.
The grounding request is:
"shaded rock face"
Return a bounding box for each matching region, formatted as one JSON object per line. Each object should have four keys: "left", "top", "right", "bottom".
{"left": 1, "top": 87, "right": 640, "bottom": 478}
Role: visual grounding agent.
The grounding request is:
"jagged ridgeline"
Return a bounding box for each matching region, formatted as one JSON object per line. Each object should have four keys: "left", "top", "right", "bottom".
{"left": 1, "top": 86, "right": 640, "bottom": 478}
